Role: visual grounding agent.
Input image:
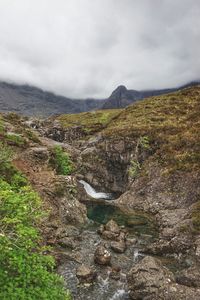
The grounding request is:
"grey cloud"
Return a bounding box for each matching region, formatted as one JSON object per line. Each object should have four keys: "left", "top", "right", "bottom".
{"left": 0, "top": 0, "right": 199, "bottom": 98}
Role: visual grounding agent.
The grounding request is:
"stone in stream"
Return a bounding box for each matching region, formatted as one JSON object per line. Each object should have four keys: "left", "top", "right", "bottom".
{"left": 105, "top": 219, "right": 120, "bottom": 234}
{"left": 94, "top": 245, "right": 111, "bottom": 265}
{"left": 99, "top": 219, "right": 128, "bottom": 243}
{"left": 76, "top": 265, "right": 97, "bottom": 283}
{"left": 111, "top": 241, "right": 126, "bottom": 253}
{"left": 102, "top": 230, "right": 119, "bottom": 241}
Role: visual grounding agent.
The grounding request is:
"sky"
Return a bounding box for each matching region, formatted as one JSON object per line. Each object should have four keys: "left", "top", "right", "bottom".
{"left": 0, "top": 0, "right": 199, "bottom": 98}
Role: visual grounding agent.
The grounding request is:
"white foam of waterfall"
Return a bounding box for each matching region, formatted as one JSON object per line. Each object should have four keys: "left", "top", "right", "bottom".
{"left": 79, "top": 180, "right": 112, "bottom": 199}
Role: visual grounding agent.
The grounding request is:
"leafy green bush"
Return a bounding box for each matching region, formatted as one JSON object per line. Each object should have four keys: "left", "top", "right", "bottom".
{"left": 129, "top": 159, "right": 141, "bottom": 179}
{"left": 0, "top": 175, "right": 71, "bottom": 300}
{"left": 50, "top": 146, "right": 73, "bottom": 175}
{"left": 0, "top": 142, "right": 14, "bottom": 164}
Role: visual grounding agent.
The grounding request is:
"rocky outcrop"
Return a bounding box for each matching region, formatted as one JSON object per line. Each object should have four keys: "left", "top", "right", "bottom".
{"left": 128, "top": 256, "right": 200, "bottom": 300}
{"left": 56, "top": 176, "right": 88, "bottom": 225}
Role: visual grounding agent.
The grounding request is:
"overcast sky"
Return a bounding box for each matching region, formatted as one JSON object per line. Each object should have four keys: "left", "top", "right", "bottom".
{"left": 0, "top": 0, "right": 199, "bottom": 98}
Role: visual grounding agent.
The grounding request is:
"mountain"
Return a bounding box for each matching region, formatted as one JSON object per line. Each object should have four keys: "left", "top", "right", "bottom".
{"left": 0, "top": 81, "right": 105, "bottom": 116}
{"left": 102, "top": 81, "right": 200, "bottom": 109}
{"left": 0, "top": 80, "right": 199, "bottom": 116}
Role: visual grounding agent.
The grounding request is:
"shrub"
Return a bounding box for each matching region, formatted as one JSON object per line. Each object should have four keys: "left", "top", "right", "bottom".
{"left": 0, "top": 142, "right": 13, "bottom": 164}
{"left": 139, "top": 136, "right": 151, "bottom": 150}
{"left": 6, "top": 133, "right": 26, "bottom": 147}
{"left": 0, "top": 177, "right": 71, "bottom": 300}
{"left": 50, "top": 146, "right": 73, "bottom": 175}
{"left": 129, "top": 159, "right": 141, "bottom": 178}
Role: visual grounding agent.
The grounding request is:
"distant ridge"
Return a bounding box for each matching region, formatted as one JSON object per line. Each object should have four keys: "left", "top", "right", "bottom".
{"left": 102, "top": 81, "right": 200, "bottom": 109}
{"left": 0, "top": 80, "right": 199, "bottom": 116}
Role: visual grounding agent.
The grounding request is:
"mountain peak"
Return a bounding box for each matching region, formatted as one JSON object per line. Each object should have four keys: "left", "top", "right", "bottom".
{"left": 110, "top": 85, "right": 127, "bottom": 96}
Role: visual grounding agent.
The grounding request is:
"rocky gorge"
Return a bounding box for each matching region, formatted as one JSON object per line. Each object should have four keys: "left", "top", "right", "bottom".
{"left": 0, "top": 85, "right": 200, "bottom": 299}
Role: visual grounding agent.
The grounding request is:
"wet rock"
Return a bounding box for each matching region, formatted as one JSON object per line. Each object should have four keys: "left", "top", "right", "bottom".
{"left": 128, "top": 256, "right": 174, "bottom": 299}
{"left": 176, "top": 265, "right": 200, "bottom": 288}
{"left": 105, "top": 219, "right": 120, "bottom": 234}
{"left": 111, "top": 241, "right": 126, "bottom": 253}
{"left": 145, "top": 231, "right": 194, "bottom": 256}
{"left": 76, "top": 265, "right": 96, "bottom": 283}
{"left": 59, "top": 196, "right": 87, "bottom": 225}
{"left": 109, "top": 265, "right": 121, "bottom": 280}
{"left": 128, "top": 256, "right": 200, "bottom": 300}
{"left": 57, "top": 237, "right": 78, "bottom": 249}
{"left": 117, "top": 231, "right": 127, "bottom": 241}
{"left": 102, "top": 230, "right": 119, "bottom": 241}
{"left": 97, "top": 224, "right": 105, "bottom": 235}
{"left": 57, "top": 176, "right": 88, "bottom": 225}
{"left": 94, "top": 245, "right": 111, "bottom": 265}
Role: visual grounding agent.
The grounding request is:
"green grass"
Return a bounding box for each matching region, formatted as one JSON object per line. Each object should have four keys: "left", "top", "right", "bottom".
{"left": 58, "top": 109, "right": 122, "bottom": 135}
{"left": 0, "top": 144, "right": 71, "bottom": 300}
{"left": 102, "top": 87, "right": 200, "bottom": 172}
{"left": 56, "top": 86, "right": 200, "bottom": 173}
{"left": 50, "top": 146, "right": 73, "bottom": 175}
{"left": 5, "top": 133, "right": 26, "bottom": 147}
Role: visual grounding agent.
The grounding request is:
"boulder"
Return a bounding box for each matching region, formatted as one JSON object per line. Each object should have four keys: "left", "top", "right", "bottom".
{"left": 94, "top": 245, "right": 111, "bottom": 266}
{"left": 105, "top": 219, "right": 120, "bottom": 234}
{"left": 76, "top": 265, "right": 96, "bottom": 283}
{"left": 102, "top": 230, "right": 119, "bottom": 241}
{"left": 128, "top": 256, "right": 174, "bottom": 299}
{"left": 128, "top": 256, "right": 200, "bottom": 300}
{"left": 110, "top": 241, "right": 126, "bottom": 253}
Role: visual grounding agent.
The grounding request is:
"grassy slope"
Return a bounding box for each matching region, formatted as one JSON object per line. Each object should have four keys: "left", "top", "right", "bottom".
{"left": 0, "top": 113, "right": 71, "bottom": 300}
{"left": 103, "top": 86, "right": 200, "bottom": 172}
{"left": 58, "top": 109, "right": 122, "bottom": 134}
{"left": 57, "top": 86, "right": 200, "bottom": 173}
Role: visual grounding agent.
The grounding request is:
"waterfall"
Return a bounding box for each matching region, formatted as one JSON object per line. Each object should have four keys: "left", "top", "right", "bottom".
{"left": 79, "top": 180, "right": 112, "bottom": 199}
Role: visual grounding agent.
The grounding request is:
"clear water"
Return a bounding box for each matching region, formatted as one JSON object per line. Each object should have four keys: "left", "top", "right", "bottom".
{"left": 86, "top": 202, "right": 158, "bottom": 238}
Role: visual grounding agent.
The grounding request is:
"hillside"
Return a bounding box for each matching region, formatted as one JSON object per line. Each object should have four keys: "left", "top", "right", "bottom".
{"left": 0, "top": 80, "right": 199, "bottom": 116}
{"left": 102, "top": 81, "right": 200, "bottom": 109}
{"left": 0, "top": 81, "right": 104, "bottom": 116}
{"left": 0, "top": 86, "right": 200, "bottom": 299}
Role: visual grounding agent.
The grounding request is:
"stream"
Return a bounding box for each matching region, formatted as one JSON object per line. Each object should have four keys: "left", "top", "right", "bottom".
{"left": 58, "top": 181, "right": 157, "bottom": 299}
